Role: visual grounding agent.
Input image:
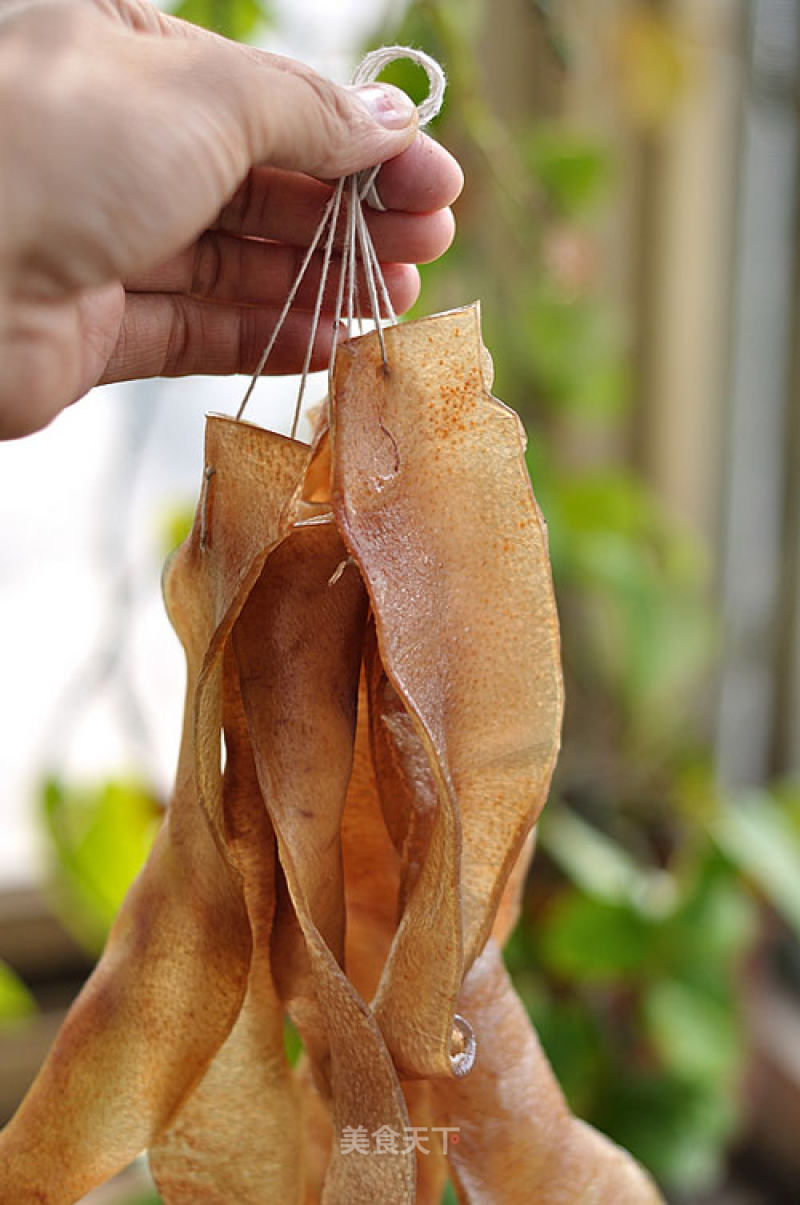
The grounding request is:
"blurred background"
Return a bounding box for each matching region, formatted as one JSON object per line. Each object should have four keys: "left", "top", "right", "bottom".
{"left": 1, "top": 1, "right": 800, "bottom": 1202}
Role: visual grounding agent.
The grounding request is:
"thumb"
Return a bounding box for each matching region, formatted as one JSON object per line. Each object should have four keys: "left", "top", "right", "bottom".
{"left": 150, "top": 10, "right": 419, "bottom": 179}
{"left": 244, "top": 67, "right": 421, "bottom": 179}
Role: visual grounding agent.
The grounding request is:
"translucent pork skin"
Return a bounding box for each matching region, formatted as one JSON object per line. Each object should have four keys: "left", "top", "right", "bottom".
{"left": 0, "top": 418, "right": 306, "bottom": 1204}
{"left": 0, "top": 309, "right": 663, "bottom": 1205}
{"left": 329, "top": 305, "right": 564, "bottom": 1081}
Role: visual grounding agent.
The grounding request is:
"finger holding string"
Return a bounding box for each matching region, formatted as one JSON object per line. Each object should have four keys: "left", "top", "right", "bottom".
{"left": 367, "top": 130, "right": 463, "bottom": 215}
{"left": 121, "top": 130, "right": 462, "bottom": 315}
{"left": 0, "top": 281, "right": 350, "bottom": 443}
{"left": 120, "top": 235, "right": 424, "bottom": 320}
{"left": 110, "top": 97, "right": 459, "bottom": 390}
{"left": 235, "top": 46, "right": 449, "bottom": 434}
{"left": 1, "top": 40, "right": 454, "bottom": 438}
{"left": 105, "top": 206, "right": 442, "bottom": 386}
{"left": 96, "top": 246, "right": 422, "bottom": 386}
{"left": 209, "top": 133, "right": 462, "bottom": 258}
{"left": 95, "top": 293, "right": 344, "bottom": 384}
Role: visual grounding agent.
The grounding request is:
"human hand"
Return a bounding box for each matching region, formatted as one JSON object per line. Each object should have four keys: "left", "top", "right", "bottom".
{"left": 0, "top": 0, "right": 463, "bottom": 438}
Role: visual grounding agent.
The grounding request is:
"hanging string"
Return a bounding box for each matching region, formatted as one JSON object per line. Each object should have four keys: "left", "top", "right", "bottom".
{"left": 288, "top": 177, "right": 346, "bottom": 433}
{"left": 236, "top": 46, "right": 446, "bottom": 437}
{"left": 352, "top": 46, "right": 445, "bottom": 209}
{"left": 234, "top": 185, "right": 340, "bottom": 422}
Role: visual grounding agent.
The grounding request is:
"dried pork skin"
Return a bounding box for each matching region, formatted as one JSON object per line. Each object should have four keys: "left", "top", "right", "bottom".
{"left": 330, "top": 305, "right": 563, "bottom": 1079}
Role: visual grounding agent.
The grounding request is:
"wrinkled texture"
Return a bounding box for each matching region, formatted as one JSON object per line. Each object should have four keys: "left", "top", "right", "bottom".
{"left": 0, "top": 309, "right": 662, "bottom": 1205}
{"left": 330, "top": 305, "right": 563, "bottom": 1080}
{"left": 429, "top": 941, "right": 663, "bottom": 1205}
{"left": 234, "top": 519, "right": 415, "bottom": 1203}
{"left": 0, "top": 416, "right": 304, "bottom": 1205}
{"left": 149, "top": 652, "right": 302, "bottom": 1203}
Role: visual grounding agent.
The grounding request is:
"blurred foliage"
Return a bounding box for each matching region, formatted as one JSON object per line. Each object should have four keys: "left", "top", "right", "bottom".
{"left": 167, "top": 0, "right": 273, "bottom": 41}
{"left": 617, "top": 9, "right": 689, "bottom": 131}
{"left": 160, "top": 501, "right": 195, "bottom": 559}
{"left": 0, "top": 960, "right": 36, "bottom": 1027}
{"left": 507, "top": 818, "right": 759, "bottom": 1192}
{"left": 713, "top": 788, "right": 800, "bottom": 935}
{"left": 525, "top": 127, "right": 613, "bottom": 217}
{"left": 39, "top": 777, "right": 162, "bottom": 955}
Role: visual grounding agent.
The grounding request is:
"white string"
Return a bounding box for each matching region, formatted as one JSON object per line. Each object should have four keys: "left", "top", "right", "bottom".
{"left": 234, "top": 186, "right": 339, "bottom": 422}
{"left": 347, "top": 176, "right": 359, "bottom": 333}
{"left": 289, "top": 178, "right": 345, "bottom": 439}
{"left": 355, "top": 197, "right": 389, "bottom": 368}
{"left": 358, "top": 163, "right": 386, "bottom": 212}
{"left": 362, "top": 207, "right": 397, "bottom": 325}
{"left": 351, "top": 45, "right": 446, "bottom": 128}
{"left": 236, "top": 46, "right": 447, "bottom": 432}
{"left": 353, "top": 47, "right": 446, "bottom": 211}
{"left": 331, "top": 180, "right": 353, "bottom": 356}
{"left": 346, "top": 189, "right": 355, "bottom": 331}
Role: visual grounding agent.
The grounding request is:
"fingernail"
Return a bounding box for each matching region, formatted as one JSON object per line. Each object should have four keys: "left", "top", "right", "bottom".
{"left": 350, "top": 83, "right": 417, "bottom": 130}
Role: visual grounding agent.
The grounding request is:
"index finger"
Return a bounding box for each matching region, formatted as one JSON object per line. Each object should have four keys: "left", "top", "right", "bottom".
{"left": 370, "top": 131, "right": 463, "bottom": 213}
{"left": 217, "top": 130, "right": 462, "bottom": 239}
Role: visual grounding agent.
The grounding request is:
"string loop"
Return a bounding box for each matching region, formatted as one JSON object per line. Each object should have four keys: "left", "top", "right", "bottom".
{"left": 356, "top": 49, "right": 445, "bottom": 214}
{"left": 351, "top": 46, "right": 445, "bottom": 128}
{"left": 236, "top": 46, "right": 446, "bottom": 436}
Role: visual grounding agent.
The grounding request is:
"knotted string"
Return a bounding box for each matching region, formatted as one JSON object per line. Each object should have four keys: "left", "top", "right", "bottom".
{"left": 235, "top": 47, "right": 446, "bottom": 437}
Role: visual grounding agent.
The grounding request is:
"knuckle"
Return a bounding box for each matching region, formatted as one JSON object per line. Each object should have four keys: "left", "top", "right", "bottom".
{"left": 291, "top": 74, "right": 364, "bottom": 176}
{"left": 191, "top": 234, "right": 224, "bottom": 299}
{"left": 238, "top": 307, "right": 260, "bottom": 374}
{"left": 99, "top": 0, "right": 162, "bottom": 34}
{"left": 163, "top": 297, "right": 193, "bottom": 375}
{"left": 225, "top": 169, "right": 271, "bottom": 237}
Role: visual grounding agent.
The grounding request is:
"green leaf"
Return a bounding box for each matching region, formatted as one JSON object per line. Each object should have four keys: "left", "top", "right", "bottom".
{"left": 41, "top": 777, "right": 162, "bottom": 953}
{"left": 439, "top": 1183, "right": 459, "bottom": 1205}
{"left": 556, "top": 472, "right": 659, "bottom": 543}
{"left": 0, "top": 960, "right": 36, "bottom": 1027}
{"left": 643, "top": 978, "right": 742, "bottom": 1082}
{"left": 170, "top": 0, "right": 271, "bottom": 40}
{"left": 668, "top": 865, "right": 757, "bottom": 972}
{"left": 603, "top": 1074, "right": 734, "bottom": 1193}
{"left": 543, "top": 469, "right": 713, "bottom": 722}
{"left": 527, "top": 994, "right": 607, "bottom": 1117}
{"left": 712, "top": 792, "right": 800, "bottom": 937}
{"left": 540, "top": 806, "right": 676, "bottom": 917}
{"left": 526, "top": 126, "right": 613, "bottom": 216}
{"left": 521, "top": 288, "right": 628, "bottom": 418}
{"left": 538, "top": 892, "right": 653, "bottom": 983}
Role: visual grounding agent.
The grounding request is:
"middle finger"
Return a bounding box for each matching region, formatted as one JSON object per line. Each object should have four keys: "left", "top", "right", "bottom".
{"left": 124, "top": 233, "right": 422, "bottom": 314}
{"left": 215, "top": 170, "right": 455, "bottom": 265}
